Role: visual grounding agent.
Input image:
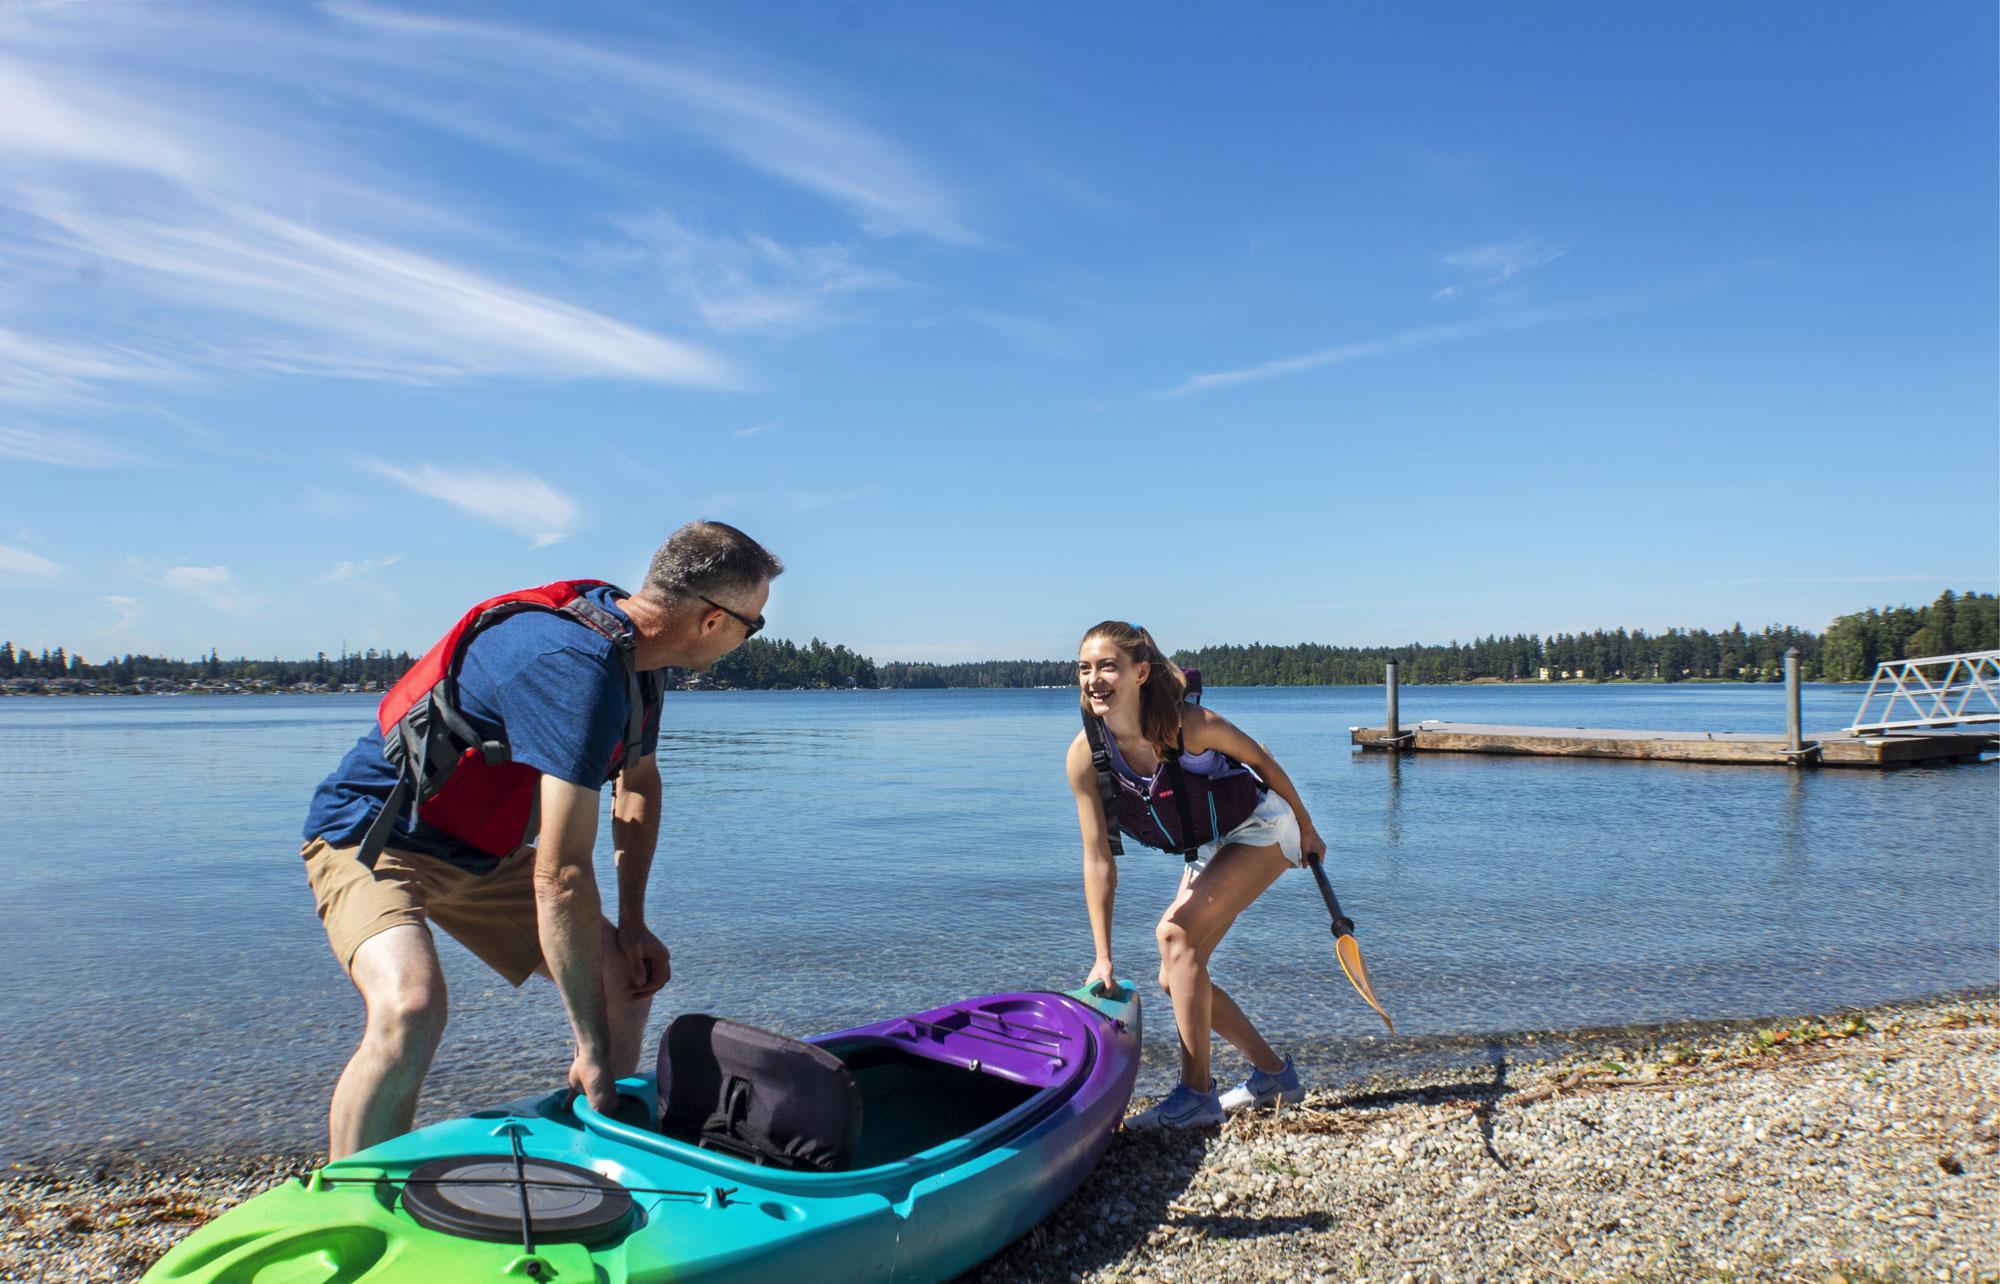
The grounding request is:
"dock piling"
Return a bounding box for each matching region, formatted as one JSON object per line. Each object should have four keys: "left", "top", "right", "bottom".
{"left": 1783, "top": 648, "right": 1820, "bottom": 764}
{"left": 1786, "top": 648, "right": 1802, "bottom": 754}
{"left": 1381, "top": 661, "right": 1414, "bottom": 751}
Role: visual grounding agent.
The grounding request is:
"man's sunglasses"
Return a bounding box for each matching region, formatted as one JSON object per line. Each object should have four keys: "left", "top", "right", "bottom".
{"left": 695, "top": 593, "right": 764, "bottom": 639}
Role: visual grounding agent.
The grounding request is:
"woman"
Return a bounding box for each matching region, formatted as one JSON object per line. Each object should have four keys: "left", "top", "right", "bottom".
{"left": 1066, "top": 621, "right": 1322, "bottom": 1128}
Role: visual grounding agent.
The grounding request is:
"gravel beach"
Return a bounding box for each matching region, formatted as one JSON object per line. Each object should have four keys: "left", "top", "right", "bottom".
{"left": 6, "top": 993, "right": 1995, "bottom": 1283}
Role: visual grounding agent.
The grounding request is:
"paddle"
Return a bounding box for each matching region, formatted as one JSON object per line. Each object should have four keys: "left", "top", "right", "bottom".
{"left": 1304, "top": 853, "right": 1394, "bottom": 1033}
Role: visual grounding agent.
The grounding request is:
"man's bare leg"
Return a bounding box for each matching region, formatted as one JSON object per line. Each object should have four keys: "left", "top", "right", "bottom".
{"left": 537, "top": 917, "right": 658, "bottom": 1080}
{"left": 601, "top": 919, "right": 656, "bottom": 1077}
{"left": 329, "top": 924, "right": 448, "bottom": 1159}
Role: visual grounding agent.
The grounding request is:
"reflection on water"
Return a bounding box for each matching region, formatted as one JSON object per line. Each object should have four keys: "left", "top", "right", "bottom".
{"left": 0, "top": 685, "right": 1992, "bottom": 1162}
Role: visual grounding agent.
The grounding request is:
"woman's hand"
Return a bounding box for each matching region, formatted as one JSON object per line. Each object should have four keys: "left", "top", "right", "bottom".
{"left": 1085, "top": 957, "right": 1116, "bottom": 992}
{"left": 1298, "top": 824, "right": 1327, "bottom": 865}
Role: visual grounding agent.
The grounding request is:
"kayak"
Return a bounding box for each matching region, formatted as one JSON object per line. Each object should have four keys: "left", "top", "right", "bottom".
{"left": 142, "top": 980, "right": 1140, "bottom": 1283}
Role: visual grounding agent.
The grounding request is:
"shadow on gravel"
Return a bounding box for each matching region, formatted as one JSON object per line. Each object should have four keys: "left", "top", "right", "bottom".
{"left": 962, "top": 1126, "right": 1211, "bottom": 1280}
{"left": 1160, "top": 1210, "right": 1339, "bottom": 1238}
{"left": 1320, "top": 1037, "right": 1515, "bottom": 1167}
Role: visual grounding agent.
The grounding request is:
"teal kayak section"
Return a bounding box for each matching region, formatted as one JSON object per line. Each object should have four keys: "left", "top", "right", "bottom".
{"left": 142, "top": 981, "right": 1140, "bottom": 1283}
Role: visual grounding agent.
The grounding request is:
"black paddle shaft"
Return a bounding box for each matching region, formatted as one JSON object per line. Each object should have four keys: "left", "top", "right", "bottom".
{"left": 1304, "top": 854, "right": 1356, "bottom": 937}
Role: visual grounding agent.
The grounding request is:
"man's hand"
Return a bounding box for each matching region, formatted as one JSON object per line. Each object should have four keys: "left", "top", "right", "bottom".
{"left": 615, "top": 920, "right": 672, "bottom": 998}
{"left": 568, "top": 1049, "right": 620, "bottom": 1115}
{"left": 1299, "top": 824, "right": 1327, "bottom": 865}
{"left": 1085, "top": 957, "right": 1116, "bottom": 992}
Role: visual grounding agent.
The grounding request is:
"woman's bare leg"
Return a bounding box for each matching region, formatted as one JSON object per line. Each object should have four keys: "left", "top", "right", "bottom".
{"left": 1154, "top": 842, "right": 1291, "bottom": 1091}
{"left": 1208, "top": 981, "right": 1285, "bottom": 1074}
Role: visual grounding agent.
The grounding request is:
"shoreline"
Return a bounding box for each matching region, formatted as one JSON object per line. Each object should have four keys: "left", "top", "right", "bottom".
{"left": 7, "top": 991, "right": 1994, "bottom": 1282}
{"left": 1, "top": 677, "right": 1874, "bottom": 698}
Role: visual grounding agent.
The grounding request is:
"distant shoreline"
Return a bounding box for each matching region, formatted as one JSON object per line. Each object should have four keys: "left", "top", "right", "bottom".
{"left": 0, "top": 676, "right": 1864, "bottom": 698}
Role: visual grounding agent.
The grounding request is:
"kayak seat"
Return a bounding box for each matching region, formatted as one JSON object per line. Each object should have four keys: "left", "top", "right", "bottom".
{"left": 657, "top": 1014, "right": 863, "bottom": 1172}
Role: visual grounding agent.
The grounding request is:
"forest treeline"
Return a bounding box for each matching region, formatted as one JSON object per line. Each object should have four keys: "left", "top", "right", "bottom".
{"left": 5, "top": 590, "right": 1991, "bottom": 691}
{"left": 0, "top": 643, "right": 416, "bottom": 688}
{"left": 857, "top": 590, "right": 1997, "bottom": 688}
{"left": 687, "top": 637, "right": 878, "bottom": 690}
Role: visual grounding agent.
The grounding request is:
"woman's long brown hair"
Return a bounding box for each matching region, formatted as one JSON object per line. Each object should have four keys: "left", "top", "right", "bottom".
{"left": 1079, "top": 620, "right": 1187, "bottom": 752}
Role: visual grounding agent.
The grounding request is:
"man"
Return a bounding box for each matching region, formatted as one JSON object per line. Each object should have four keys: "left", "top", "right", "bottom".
{"left": 299, "top": 520, "right": 781, "bottom": 1158}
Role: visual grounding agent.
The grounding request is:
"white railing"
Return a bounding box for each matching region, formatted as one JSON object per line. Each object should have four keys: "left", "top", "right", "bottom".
{"left": 1847, "top": 650, "right": 2000, "bottom": 734}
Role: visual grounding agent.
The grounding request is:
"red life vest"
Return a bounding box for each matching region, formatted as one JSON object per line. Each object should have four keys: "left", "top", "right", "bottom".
{"left": 355, "top": 580, "right": 661, "bottom": 867}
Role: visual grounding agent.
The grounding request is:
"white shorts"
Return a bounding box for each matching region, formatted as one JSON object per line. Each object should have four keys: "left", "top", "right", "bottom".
{"left": 1187, "top": 790, "right": 1303, "bottom": 879}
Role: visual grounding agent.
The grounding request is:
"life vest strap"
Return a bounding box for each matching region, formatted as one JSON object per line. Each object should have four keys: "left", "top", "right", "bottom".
{"left": 1080, "top": 709, "right": 1124, "bottom": 857}
{"left": 353, "top": 775, "right": 411, "bottom": 870}
{"left": 562, "top": 593, "right": 647, "bottom": 764}
{"left": 1162, "top": 735, "right": 1202, "bottom": 863}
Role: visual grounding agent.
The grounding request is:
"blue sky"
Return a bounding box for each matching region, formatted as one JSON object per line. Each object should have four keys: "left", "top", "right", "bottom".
{"left": 1, "top": 2, "right": 1993, "bottom": 663}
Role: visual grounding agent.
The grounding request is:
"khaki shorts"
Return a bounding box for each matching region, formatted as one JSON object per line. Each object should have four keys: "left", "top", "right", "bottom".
{"left": 302, "top": 836, "right": 545, "bottom": 986}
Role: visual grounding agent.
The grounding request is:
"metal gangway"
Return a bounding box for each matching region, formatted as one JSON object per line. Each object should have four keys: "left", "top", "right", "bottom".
{"left": 1846, "top": 650, "right": 2000, "bottom": 734}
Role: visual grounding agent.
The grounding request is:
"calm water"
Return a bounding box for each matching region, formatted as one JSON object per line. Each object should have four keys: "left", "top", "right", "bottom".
{"left": 0, "top": 685, "right": 1993, "bottom": 1163}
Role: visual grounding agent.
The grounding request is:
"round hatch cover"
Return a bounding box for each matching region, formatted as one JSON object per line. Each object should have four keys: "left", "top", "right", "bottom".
{"left": 400, "top": 1155, "right": 634, "bottom": 1245}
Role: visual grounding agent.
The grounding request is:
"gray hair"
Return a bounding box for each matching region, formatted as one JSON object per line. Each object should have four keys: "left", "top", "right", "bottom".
{"left": 642, "top": 520, "right": 783, "bottom": 605}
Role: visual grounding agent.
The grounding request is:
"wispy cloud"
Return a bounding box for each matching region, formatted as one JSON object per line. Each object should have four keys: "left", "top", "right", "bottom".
{"left": 101, "top": 594, "right": 145, "bottom": 638}
{"left": 16, "top": 190, "right": 741, "bottom": 388}
{"left": 300, "top": 484, "right": 363, "bottom": 519}
{"left": 1161, "top": 278, "right": 1713, "bottom": 398}
{"left": 963, "top": 310, "right": 1067, "bottom": 354}
{"left": 1162, "top": 322, "right": 1477, "bottom": 397}
{"left": 731, "top": 423, "right": 774, "bottom": 440}
{"left": 787, "top": 487, "right": 862, "bottom": 512}
{"left": 0, "top": 329, "right": 190, "bottom": 407}
{"left": 695, "top": 491, "right": 749, "bottom": 515}
{"left": 160, "top": 565, "right": 252, "bottom": 614}
{"left": 323, "top": 3, "right": 977, "bottom": 243}
{"left": 0, "top": 542, "right": 63, "bottom": 579}
{"left": 0, "top": 2, "right": 980, "bottom": 409}
{"left": 320, "top": 555, "right": 401, "bottom": 584}
{"left": 607, "top": 448, "right": 662, "bottom": 479}
{"left": 363, "top": 461, "right": 581, "bottom": 547}
{"left": 609, "top": 216, "right": 895, "bottom": 334}
{"left": 320, "top": 553, "right": 401, "bottom": 602}
{"left": 0, "top": 423, "right": 143, "bottom": 467}
{"left": 1, "top": 15, "right": 749, "bottom": 400}
{"left": 1431, "top": 234, "right": 1565, "bottom": 301}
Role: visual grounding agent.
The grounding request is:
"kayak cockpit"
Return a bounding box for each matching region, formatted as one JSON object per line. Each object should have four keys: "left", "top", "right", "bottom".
{"left": 572, "top": 992, "right": 1104, "bottom": 1189}
{"left": 832, "top": 1040, "right": 1042, "bottom": 1168}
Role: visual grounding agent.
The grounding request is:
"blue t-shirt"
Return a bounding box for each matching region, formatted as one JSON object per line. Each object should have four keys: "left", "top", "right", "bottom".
{"left": 303, "top": 585, "right": 664, "bottom": 873}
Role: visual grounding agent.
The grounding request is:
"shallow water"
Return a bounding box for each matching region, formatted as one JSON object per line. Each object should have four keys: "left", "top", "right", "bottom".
{"left": 0, "top": 684, "right": 1992, "bottom": 1162}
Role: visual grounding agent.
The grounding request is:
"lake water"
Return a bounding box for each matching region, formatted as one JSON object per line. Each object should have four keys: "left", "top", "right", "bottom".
{"left": 0, "top": 685, "right": 1993, "bottom": 1163}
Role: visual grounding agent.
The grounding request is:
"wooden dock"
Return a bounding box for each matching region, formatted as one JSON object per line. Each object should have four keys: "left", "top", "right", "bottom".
{"left": 1350, "top": 721, "right": 1998, "bottom": 767}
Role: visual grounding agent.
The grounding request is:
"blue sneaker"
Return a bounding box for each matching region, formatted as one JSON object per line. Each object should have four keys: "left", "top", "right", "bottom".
{"left": 1125, "top": 1080, "right": 1224, "bottom": 1130}
{"left": 1219, "top": 1056, "right": 1304, "bottom": 1112}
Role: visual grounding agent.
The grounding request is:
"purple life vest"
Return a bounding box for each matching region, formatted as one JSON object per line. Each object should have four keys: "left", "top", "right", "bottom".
{"left": 1082, "top": 669, "right": 1268, "bottom": 861}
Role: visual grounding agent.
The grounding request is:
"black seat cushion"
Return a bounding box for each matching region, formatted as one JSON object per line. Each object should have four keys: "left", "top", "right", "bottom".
{"left": 657, "top": 1014, "right": 862, "bottom": 1172}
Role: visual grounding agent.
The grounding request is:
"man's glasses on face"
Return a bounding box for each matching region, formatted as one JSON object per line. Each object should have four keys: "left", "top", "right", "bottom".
{"left": 695, "top": 593, "right": 764, "bottom": 639}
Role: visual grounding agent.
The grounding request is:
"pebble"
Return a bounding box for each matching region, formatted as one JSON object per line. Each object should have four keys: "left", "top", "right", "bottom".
{"left": 3, "top": 996, "right": 1996, "bottom": 1282}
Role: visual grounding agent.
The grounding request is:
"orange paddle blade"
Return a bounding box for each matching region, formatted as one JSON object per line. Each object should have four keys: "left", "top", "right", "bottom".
{"left": 1335, "top": 932, "right": 1395, "bottom": 1034}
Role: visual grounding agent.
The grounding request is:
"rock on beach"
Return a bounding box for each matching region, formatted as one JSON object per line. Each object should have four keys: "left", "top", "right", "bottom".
{"left": 5, "top": 996, "right": 1996, "bottom": 1283}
